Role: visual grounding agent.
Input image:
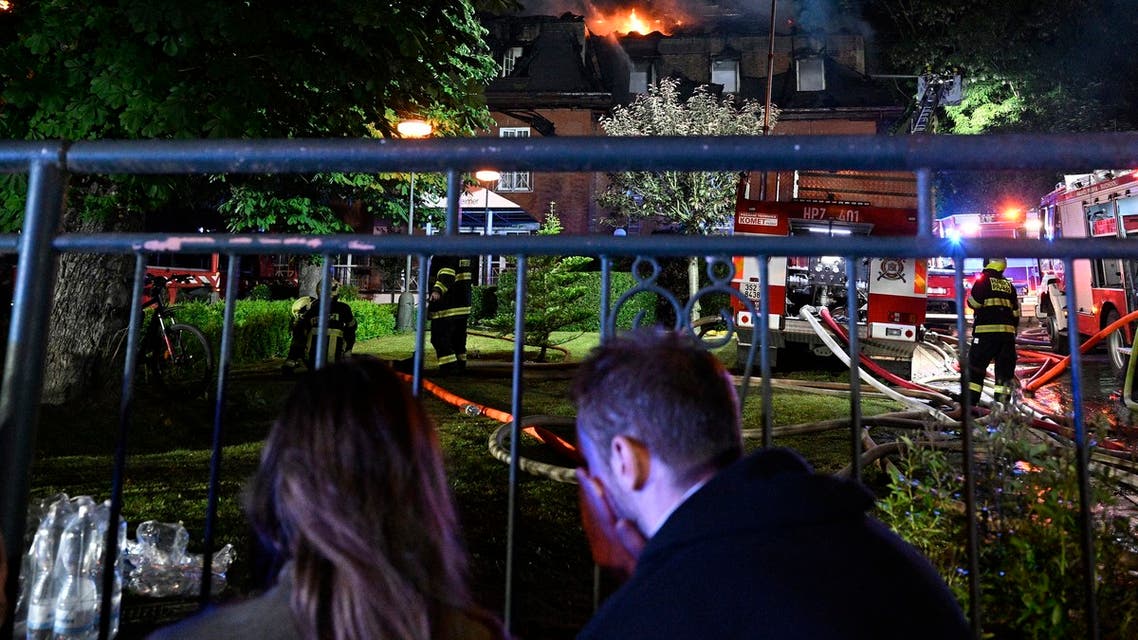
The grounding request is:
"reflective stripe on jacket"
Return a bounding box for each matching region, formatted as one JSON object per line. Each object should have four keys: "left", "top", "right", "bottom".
{"left": 967, "top": 269, "right": 1019, "bottom": 334}
{"left": 428, "top": 255, "right": 473, "bottom": 320}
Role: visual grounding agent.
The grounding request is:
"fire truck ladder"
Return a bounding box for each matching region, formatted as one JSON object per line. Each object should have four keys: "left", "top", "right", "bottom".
{"left": 910, "top": 73, "right": 962, "bottom": 134}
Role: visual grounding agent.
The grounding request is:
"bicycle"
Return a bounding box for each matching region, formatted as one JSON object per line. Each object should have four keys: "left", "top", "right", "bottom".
{"left": 109, "top": 274, "right": 214, "bottom": 399}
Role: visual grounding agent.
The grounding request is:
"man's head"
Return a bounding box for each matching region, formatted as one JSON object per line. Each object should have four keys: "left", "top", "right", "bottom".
{"left": 984, "top": 257, "right": 1007, "bottom": 272}
{"left": 572, "top": 328, "right": 743, "bottom": 529}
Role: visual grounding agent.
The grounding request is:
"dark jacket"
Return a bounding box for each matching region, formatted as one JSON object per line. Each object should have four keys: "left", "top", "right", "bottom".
{"left": 428, "top": 255, "right": 473, "bottom": 320}
{"left": 579, "top": 448, "right": 969, "bottom": 640}
{"left": 147, "top": 564, "right": 507, "bottom": 640}
{"left": 967, "top": 268, "right": 1020, "bottom": 334}
{"left": 296, "top": 297, "right": 357, "bottom": 366}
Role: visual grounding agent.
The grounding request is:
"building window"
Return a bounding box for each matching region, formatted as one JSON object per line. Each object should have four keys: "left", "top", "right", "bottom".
{"left": 629, "top": 60, "right": 654, "bottom": 94}
{"left": 498, "top": 127, "right": 531, "bottom": 192}
{"left": 501, "top": 46, "right": 523, "bottom": 78}
{"left": 796, "top": 57, "right": 826, "bottom": 92}
{"left": 711, "top": 58, "right": 739, "bottom": 93}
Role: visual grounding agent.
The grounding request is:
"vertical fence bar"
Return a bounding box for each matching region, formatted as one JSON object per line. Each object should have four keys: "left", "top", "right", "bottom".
{"left": 411, "top": 254, "right": 430, "bottom": 396}
{"left": 593, "top": 254, "right": 612, "bottom": 611}
{"left": 599, "top": 255, "right": 612, "bottom": 343}
{"left": 445, "top": 170, "right": 461, "bottom": 236}
{"left": 844, "top": 257, "right": 863, "bottom": 481}
{"left": 98, "top": 254, "right": 147, "bottom": 639}
{"left": 953, "top": 259, "right": 982, "bottom": 638}
{"left": 916, "top": 168, "right": 934, "bottom": 238}
{"left": 1063, "top": 257, "right": 1100, "bottom": 640}
{"left": 199, "top": 253, "right": 241, "bottom": 604}
{"left": 758, "top": 255, "right": 773, "bottom": 448}
{"left": 1, "top": 155, "right": 66, "bottom": 636}
{"left": 503, "top": 255, "right": 527, "bottom": 632}
{"left": 313, "top": 256, "right": 333, "bottom": 368}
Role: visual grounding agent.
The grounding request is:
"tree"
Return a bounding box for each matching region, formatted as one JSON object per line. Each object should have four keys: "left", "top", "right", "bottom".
{"left": 596, "top": 78, "right": 773, "bottom": 318}
{"left": 0, "top": 0, "right": 500, "bottom": 402}
{"left": 858, "top": 0, "right": 1138, "bottom": 216}
{"left": 861, "top": 0, "right": 1138, "bottom": 134}
{"left": 488, "top": 213, "right": 591, "bottom": 362}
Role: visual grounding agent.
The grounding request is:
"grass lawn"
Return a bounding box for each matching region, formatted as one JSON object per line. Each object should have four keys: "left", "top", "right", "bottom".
{"left": 27, "top": 331, "right": 905, "bottom": 639}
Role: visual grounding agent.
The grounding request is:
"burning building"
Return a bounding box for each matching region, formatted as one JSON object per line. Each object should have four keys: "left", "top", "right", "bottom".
{"left": 479, "top": 2, "right": 913, "bottom": 234}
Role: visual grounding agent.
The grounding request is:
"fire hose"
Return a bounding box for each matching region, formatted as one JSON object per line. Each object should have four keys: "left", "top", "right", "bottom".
{"left": 817, "top": 308, "right": 944, "bottom": 395}
{"left": 1023, "top": 308, "right": 1138, "bottom": 392}
{"left": 393, "top": 370, "right": 583, "bottom": 483}
{"left": 799, "top": 306, "right": 957, "bottom": 423}
{"left": 804, "top": 307, "right": 1132, "bottom": 451}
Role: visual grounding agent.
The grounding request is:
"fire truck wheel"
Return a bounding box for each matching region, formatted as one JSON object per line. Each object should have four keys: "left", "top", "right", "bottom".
{"left": 1105, "top": 310, "right": 1128, "bottom": 376}
{"left": 1047, "top": 315, "right": 1069, "bottom": 355}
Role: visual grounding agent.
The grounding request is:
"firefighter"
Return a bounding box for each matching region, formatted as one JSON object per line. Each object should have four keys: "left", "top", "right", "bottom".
{"left": 282, "top": 279, "right": 357, "bottom": 375}
{"left": 966, "top": 257, "right": 1020, "bottom": 406}
{"left": 427, "top": 255, "right": 473, "bottom": 375}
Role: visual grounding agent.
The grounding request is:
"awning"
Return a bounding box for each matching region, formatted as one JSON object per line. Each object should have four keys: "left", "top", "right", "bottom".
{"left": 423, "top": 188, "right": 540, "bottom": 233}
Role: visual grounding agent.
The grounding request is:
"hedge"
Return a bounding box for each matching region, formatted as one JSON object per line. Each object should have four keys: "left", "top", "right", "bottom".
{"left": 170, "top": 299, "right": 396, "bottom": 363}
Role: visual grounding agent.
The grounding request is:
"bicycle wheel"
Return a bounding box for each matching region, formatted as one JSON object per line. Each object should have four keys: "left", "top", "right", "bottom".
{"left": 154, "top": 323, "right": 214, "bottom": 398}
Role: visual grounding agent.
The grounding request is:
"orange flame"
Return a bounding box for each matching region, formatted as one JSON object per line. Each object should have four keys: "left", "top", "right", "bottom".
{"left": 624, "top": 9, "right": 650, "bottom": 34}
{"left": 586, "top": 6, "right": 686, "bottom": 37}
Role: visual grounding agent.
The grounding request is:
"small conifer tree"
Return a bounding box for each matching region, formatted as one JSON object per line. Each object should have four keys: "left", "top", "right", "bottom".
{"left": 490, "top": 212, "right": 592, "bottom": 362}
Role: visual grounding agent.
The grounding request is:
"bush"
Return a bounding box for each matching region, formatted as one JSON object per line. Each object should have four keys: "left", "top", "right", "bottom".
{"left": 564, "top": 271, "right": 657, "bottom": 331}
{"left": 245, "top": 284, "right": 273, "bottom": 301}
{"left": 876, "top": 419, "right": 1138, "bottom": 638}
{"left": 349, "top": 300, "right": 395, "bottom": 340}
{"left": 169, "top": 298, "right": 395, "bottom": 362}
{"left": 472, "top": 285, "right": 497, "bottom": 323}
{"left": 338, "top": 284, "right": 360, "bottom": 302}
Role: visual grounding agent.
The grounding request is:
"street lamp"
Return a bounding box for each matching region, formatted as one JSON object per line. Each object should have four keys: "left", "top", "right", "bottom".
{"left": 397, "top": 119, "right": 433, "bottom": 293}
{"left": 474, "top": 170, "right": 501, "bottom": 286}
{"left": 396, "top": 119, "right": 432, "bottom": 332}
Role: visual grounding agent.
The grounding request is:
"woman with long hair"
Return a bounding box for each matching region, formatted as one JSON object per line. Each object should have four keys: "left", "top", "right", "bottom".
{"left": 150, "top": 356, "right": 505, "bottom": 640}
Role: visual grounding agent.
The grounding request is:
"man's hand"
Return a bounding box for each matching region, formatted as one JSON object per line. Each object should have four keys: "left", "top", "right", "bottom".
{"left": 429, "top": 291, "right": 441, "bottom": 303}
{"left": 576, "top": 467, "right": 646, "bottom": 582}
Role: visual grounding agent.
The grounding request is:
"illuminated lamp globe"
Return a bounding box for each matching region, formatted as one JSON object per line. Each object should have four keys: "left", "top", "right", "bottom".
{"left": 475, "top": 170, "right": 501, "bottom": 183}
{"left": 396, "top": 119, "right": 433, "bottom": 138}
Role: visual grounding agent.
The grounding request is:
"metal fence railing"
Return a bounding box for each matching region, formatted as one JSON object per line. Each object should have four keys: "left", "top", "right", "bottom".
{"left": 4, "top": 133, "right": 1138, "bottom": 639}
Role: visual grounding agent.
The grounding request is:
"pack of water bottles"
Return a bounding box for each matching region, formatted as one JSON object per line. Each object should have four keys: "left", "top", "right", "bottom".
{"left": 13, "top": 494, "right": 125, "bottom": 640}
{"left": 12, "top": 495, "right": 235, "bottom": 639}
{"left": 121, "top": 520, "right": 235, "bottom": 598}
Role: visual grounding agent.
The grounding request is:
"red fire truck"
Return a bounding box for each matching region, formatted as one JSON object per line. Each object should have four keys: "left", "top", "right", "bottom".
{"left": 925, "top": 212, "right": 1045, "bottom": 328}
{"left": 1037, "top": 169, "right": 1138, "bottom": 373}
{"left": 730, "top": 188, "right": 927, "bottom": 376}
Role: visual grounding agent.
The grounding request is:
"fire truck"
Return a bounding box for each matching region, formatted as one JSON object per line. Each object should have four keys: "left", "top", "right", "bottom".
{"left": 925, "top": 212, "right": 1045, "bottom": 327}
{"left": 1037, "top": 169, "right": 1138, "bottom": 373}
{"left": 730, "top": 185, "right": 927, "bottom": 376}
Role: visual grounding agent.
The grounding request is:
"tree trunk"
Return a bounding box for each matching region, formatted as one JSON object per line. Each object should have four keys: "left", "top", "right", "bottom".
{"left": 688, "top": 256, "right": 702, "bottom": 322}
{"left": 41, "top": 212, "right": 138, "bottom": 405}
{"left": 298, "top": 262, "right": 321, "bottom": 298}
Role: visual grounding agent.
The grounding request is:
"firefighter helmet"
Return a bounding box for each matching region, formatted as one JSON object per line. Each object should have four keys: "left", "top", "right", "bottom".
{"left": 317, "top": 279, "right": 343, "bottom": 299}
{"left": 984, "top": 258, "right": 1007, "bottom": 272}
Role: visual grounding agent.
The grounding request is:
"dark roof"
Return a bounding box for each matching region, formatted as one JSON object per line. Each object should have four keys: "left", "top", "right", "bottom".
{"left": 768, "top": 56, "right": 904, "bottom": 112}
{"left": 487, "top": 19, "right": 605, "bottom": 94}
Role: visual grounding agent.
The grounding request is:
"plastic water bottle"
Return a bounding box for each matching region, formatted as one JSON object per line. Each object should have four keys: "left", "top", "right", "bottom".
{"left": 22, "top": 496, "right": 76, "bottom": 640}
{"left": 92, "top": 500, "right": 126, "bottom": 639}
{"left": 51, "top": 502, "right": 99, "bottom": 640}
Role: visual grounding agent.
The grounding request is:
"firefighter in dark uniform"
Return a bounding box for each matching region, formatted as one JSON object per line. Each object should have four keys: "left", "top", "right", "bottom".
{"left": 427, "top": 255, "right": 473, "bottom": 375}
{"left": 282, "top": 279, "right": 357, "bottom": 374}
{"left": 966, "top": 257, "right": 1020, "bottom": 405}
